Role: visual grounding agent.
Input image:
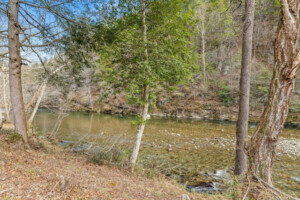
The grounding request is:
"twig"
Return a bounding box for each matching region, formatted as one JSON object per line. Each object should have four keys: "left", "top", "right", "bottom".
{"left": 0, "top": 187, "right": 13, "bottom": 194}
{"left": 242, "top": 175, "right": 251, "bottom": 200}
{"left": 254, "top": 174, "right": 300, "bottom": 200}
{"left": 104, "top": 134, "right": 124, "bottom": 153}
{"left": 256, "top": 177, "right": 283, "bottom": 200}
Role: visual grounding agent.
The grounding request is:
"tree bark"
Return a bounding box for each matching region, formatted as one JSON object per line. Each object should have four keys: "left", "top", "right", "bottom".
{"left": 130, "top": 0, "right": 149, "bottom": 165}
{"left": 234, "top": 0, "right": 255, "bottom": 176}
{"left": 248, "top": 0, "right": 299, "bottom": 185}
{"left": 8, "top": 0, "right": 28, "bottom": 143}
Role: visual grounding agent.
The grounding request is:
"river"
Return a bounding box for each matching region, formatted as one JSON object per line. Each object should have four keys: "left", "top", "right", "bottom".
{"left": 32, "top": 110, "right": 300, "bottom": 196}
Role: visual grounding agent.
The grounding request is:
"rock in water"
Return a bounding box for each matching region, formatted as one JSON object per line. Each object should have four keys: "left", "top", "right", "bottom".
{"left": 182, "top": 194, "right": 190, "bottom": 200}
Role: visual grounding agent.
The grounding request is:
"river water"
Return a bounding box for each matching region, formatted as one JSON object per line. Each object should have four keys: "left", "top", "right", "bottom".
{"left": 33, "top": 110, "right": 300, "bottom": 196}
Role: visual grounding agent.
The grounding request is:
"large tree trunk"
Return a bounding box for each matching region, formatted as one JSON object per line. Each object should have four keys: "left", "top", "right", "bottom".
{"left": 234, "top": 0, "right": 255, "bottom": 176}
{"left": 8, "top": 0, "right": 28, "bottom": 143}
{"left": 130, "top": 0, "right": 149, "bottom": 165}
{"left": 248, "top": 0, "right": 299, "bottom": 185}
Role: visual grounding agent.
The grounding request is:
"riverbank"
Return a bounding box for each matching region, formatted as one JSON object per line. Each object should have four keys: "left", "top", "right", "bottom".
{"left": 0, "top": 125, "right": 228, "bottom": 200}
{"left": 41, "top": 92, "right": 300, "bottom": 127}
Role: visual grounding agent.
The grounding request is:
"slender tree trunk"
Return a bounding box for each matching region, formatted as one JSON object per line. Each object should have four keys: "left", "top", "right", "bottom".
{"left": 8, "top": 0, "right": 28, "bottom": 143}
{"left": 2, "top": 74, "right": 11, "bottom": 122}
{"left": 248, "top": 0, "right": 299, "bottom": 186}
{"left": 201, "top": 21, "right": 206, "bottom": 81}
{"left": 130, "top": 0, "right": 149, "bottom": 165}
{"left": 88, "top": 83, "right": 93, "bottom": 110}
{"left": 26, "top": 64, "right": 65, "bottom": 113}
{"left": 0, "top": 103, "right": 3, "bottom": 130}
{"left": 130, "top": 85, "right": 150, "bottom": 165}
{"left": 25, "top": 83, "right": 44, "bottom": 112}
{"left": 234, "top": 0, "right": 255, "bottom": 176}
{"left": 28, "top": 82, "right": 46, "bottom": 124}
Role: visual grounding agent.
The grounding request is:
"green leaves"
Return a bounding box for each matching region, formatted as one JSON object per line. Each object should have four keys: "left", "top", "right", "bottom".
{"left": 100, "top": 0, "right": 197, "bottom": 106}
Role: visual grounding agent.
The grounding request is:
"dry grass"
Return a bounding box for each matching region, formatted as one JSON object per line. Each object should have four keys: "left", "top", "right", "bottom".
{"left": 0, "top": 128, "right": 228, "bottom": 200}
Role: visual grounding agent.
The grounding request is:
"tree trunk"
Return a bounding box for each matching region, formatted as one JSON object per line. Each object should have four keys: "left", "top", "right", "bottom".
{"left": 248, "top": 0, "right": 299, "bottom": 185}
{"left": 130, "top": 0, "right": 149, "bottom": 165}
{"left": 234, "top": 0, "right": 255, "bottom": 176}
{"left": 28, "top": 82, "right": 46, "bottom": 124}
{"left": 130, "top": 85, "right": 150, "bottom": 165}
{"left": 0, "top": 103, "right": 3, "bottom": 130}
{"left": 201, "top": 21, "right": 206, "bottom": 81}
{"left": 88, "top": 83, "right": 93, "bottom": 110}
{"left": 25, "top": 83, "right": 44, "bottom": 113}
{"left": 8, "top": 0, "right": 28, "bottom": 143}
{"left": 26, "top": 64, "right": 65, "bottom": 113}
{"left": 2, "top": 74, "right": 11, "bottom": 122}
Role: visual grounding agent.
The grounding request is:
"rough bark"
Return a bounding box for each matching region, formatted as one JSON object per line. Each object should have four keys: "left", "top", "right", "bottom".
{"left": 130, "top": 0, "right": 150, "bottom": 165}
{"left": 8, "top": 0, "right": 28, "bottom": 143}
{"left": 248, "top": 0, "right": 299, "bottom": 185}
{"left": 234, "top": 0, "right": 255, "bottom": 176}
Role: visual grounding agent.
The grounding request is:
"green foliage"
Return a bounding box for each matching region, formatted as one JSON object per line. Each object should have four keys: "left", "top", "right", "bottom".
{"left": 257, "top": 86, "right": 269, "bottom": 96}
{"left": 99, "top": 0, "right": 197, "bottom": 106}
{"left": 213, "top": 80, "right": 234, "bottom": 104}
{"left": 192, "top": 0, "right": 239, "bottom": 76}
{"left": 254, "top": 68, "right": 272, "bottom": 97}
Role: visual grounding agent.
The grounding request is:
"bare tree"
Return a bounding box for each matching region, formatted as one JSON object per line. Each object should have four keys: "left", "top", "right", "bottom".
{"left": 195, "top": 2, "right": 207, "bottom": 81}
{"left": 234, "top": 0, "right": 255, "bottom": 176}
{"left": 28, "top": 63, "right": 66, "bottom": 124}
{"left": 248, "top": 0, "right": 299, "bottom": 189}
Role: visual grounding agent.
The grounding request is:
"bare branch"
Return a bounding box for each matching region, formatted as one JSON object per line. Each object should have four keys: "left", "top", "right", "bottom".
{"left": 0, "top": 51, "right": 9, "bottom": 57}
{"left": 22, "top": 38, "right": 62, "bottom": 48}
{"left": 20, "top": 1, "right": 71, "bottom": 9}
